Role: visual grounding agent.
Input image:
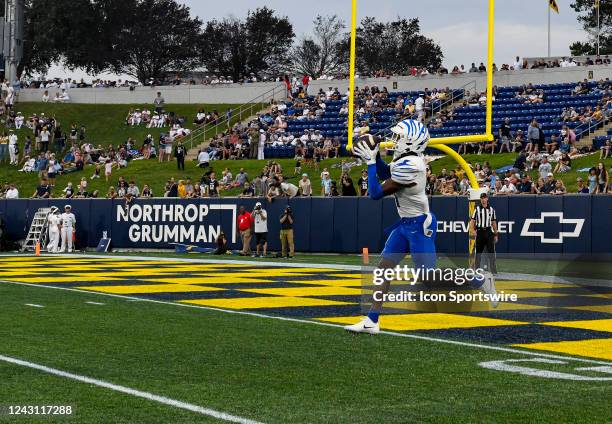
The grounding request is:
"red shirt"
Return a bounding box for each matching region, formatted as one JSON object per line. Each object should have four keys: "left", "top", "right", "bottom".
{"left": 238, "top": 212, "right": 253, "bottom": 231}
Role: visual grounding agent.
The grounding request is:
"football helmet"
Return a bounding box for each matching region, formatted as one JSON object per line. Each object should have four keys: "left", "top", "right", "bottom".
{"left": 389, "top": 119, "right": 430, "bottom": 158}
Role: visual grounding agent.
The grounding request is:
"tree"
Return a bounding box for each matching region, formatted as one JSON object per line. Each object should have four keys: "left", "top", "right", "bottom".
{"left": 351, "top": 17, "right": 443, "bottom": 75}
{"left": 244, "top": 7, "right": 294, "bottom": 78}
{"left": 110, "top": 0, "right": 202, "bottom": 83}
{"left": 19, "top": 0, "right": 102, "bottom": 76}
{"left": 18, "top": 0, "right": 202, "bottom": 82}
{"left": 570, "top": 0, "right": 612, "bottom": 56}
{"left": 292, "top": 15, "right": 346, "bottom": 78}
{"left": 201, "top": 7, "right": 294, "bottom": 81}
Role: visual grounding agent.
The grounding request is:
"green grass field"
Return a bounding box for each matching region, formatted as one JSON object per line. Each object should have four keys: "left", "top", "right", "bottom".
{"left": 0, "top": 254, "right": 611, "bottom": 423}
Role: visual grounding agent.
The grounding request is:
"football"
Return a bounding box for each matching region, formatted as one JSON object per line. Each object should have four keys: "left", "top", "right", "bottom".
{"left": 353, "top": 133, "right": 381, "bottom": 157}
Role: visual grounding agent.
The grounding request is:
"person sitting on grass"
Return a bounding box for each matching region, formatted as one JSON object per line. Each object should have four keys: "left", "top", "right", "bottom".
{"left": 553, "top": 153, "right": 571, "bottom": 173}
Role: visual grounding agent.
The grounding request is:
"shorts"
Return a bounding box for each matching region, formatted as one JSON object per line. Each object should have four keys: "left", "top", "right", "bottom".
{"left": 382, "top": 213, "right": 437, "bottom": 268}
{"left": 255, "top": 232, "right": 267, "bottom": 244}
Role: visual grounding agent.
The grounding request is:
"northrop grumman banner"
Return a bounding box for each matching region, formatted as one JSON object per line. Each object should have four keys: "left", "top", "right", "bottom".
{"left": 1, "top": 195, "right": 610, "bottom": 254}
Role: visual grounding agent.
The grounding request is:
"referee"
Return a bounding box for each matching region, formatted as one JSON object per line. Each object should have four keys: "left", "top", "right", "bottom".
{"left": 470, "top": 193, "right": 498, "bottom": 274}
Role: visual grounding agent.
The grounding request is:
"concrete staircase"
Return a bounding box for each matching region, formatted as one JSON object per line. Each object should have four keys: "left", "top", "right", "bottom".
{"left": 185, "top": 105, "right": 274, "bottom": 161}
{"left": 575, "top": 119, "right": 612, "bottom": 149}
{"left": 185, "top": 83, "right": 286, "bottom": 160}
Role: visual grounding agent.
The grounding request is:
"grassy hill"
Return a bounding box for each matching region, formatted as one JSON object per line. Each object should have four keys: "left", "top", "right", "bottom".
{"left": 3, "top": 102, "right": 241, "bottom": 150}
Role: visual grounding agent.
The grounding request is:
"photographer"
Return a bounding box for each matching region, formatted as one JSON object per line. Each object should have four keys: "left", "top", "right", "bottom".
{"left": 279, "top": 205, "right": 294, "bottom": 259}
{"left": 252, "top": 202, "right": 268, "bottom": 257}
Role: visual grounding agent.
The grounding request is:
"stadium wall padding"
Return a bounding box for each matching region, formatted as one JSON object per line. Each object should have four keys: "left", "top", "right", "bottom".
{"left": 1, "top": 195, "right": 610, "bottom": 254}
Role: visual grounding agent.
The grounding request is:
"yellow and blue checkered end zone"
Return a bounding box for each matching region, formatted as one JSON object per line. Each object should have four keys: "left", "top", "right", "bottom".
{"left": 1, "top": 256, "right": 610, "bottom": 361}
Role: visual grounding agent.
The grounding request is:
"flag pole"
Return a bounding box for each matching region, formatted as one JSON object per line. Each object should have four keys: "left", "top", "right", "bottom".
{"left": 548, "top": 2, "right": 551, "bottom": 58}
{"left": 597, "top": 0, "right": 600, "bottom": 56}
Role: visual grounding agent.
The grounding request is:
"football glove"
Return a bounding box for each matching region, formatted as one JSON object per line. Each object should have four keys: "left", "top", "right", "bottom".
{"left": 352, "top": 140, "right": 379, "bottom": 166}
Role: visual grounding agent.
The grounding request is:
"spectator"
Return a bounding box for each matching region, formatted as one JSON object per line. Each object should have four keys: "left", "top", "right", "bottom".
{"left": 552, "top": 180, "right": 567, "bottom": 195}
{"left": 8, "top": 130, "right": 18, "bottom": 165}
{"left": 340, "top": 172, "right": 357, "bottom": 196}
{"left": 553, "top": 153, "right": 571, "bottom": 173}
{"left": 543, "top": 173, "right": 557, "bottom": 194}
{"left": 213, "top": 231, "right": 228, "bottom": 255}
{"left": 517, "top": 175, "right": 532, "bottom": 194}
{"left": 588, "top": 168, "right": 598, "bottom": 193}
{"left": 279, "top": 205, "right": 294, "bottom": 258}
{"left": 237, "top": 205, "right": 253, "bottom": 256}
{"left": 102, "top": 186, "right": 116, "bottom": 199}
{"left": 141, "top": 184, "right": 153, "bottom": 198}
{"left": 498, "top": 118, "right": 512, "bottom": 153}
{"left": 321, "top": 169, "right": 332, "bottom": 196}
{"left": 154, "top": 92, "right": 165, "bottom": 114}
{"left": 498, "top": 178, "right": 517, "bottom": 195}
{"left": 174, "top": 140, "right": 186, "bottom": 171}
{"left": 63, "top": 182, "right": 75, "bottom": 198}
{"left": 526, "top": 119, "right": 540, "bottom": 152}
{"left": 357, "top": 169, "right": 369, "bottom": 196}
{"left": 31, "top": 178, "right": 51, "bottom": 198}
{"left": 538, "top": 156, "right": 552, "bottom": 180}
{"left": 596, "top": 162, "right": 609, "bottom": 193}
{"left": 280, "top": 181, "right": 299, "bottom": 198}
{"left": 252, "top": 202, "right": 268, "bottom": 257}
{"left": 197, "top": 150, "right": 210, "bottom": 168}
{"left": 127, "top": 181, "right": 140, "bottom": 197}
{"left": 234, "top": 168, "right": 249, "bottom": 188}
{"left": 5, "top": 183, "right": 18, "bottom": 199}
{"left": 544, "top": 134, "right": 558, "bottom": 154}
{"left": 299, "top": 173, "right": 312, "bottom": 196}
{"left": 576, "top": 177, "right": 590, "bottom": 194}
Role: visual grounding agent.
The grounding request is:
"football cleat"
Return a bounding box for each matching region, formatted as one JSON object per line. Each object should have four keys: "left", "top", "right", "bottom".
{"left": 344, "top": 317, "right": 380, "bottom": 335}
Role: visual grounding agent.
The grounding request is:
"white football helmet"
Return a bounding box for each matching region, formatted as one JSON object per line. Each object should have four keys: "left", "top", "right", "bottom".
{"left": 390, "top": 119, "right": 430, "bottom": 158}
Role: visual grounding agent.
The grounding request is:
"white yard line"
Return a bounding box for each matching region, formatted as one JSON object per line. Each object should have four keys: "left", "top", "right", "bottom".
{"left": 0, "top": 354, "right": 264, "bottom": 424}
{"left": 2, "top": 279, "right": 610, "bottom": 366}
{"left": 24, "top": 303, "right": 44, "bottom": 308}
{"left": 85, "top": 301, "right": 105, "bottom": 305}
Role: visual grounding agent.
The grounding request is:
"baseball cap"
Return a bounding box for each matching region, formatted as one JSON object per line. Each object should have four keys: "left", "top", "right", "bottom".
{"left": 547, "top": 172, "right": 553, "bottom": 177}
{"left": 255, "top": 202, "right": 262, "bottom": 207}
{"left": 64, "top": 205, "right": 72, "bottom": 210}
{"left": 302, "top": 173, "right": 308, "bottom": 177}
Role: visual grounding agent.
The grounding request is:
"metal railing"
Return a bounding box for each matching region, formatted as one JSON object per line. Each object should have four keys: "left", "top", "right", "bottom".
{"left": 187, "top": 83, "right": 286, "bottom": 151}
{"left": 572, "top": 114, "right": 611, "bottom": 143}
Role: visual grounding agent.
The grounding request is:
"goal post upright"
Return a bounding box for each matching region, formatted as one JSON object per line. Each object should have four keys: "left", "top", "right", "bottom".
{"left": 346, "top": 0, "right": 358, "bottom": 151}
{"left": 347, "top": 0, "right": 496, "bottom": 268}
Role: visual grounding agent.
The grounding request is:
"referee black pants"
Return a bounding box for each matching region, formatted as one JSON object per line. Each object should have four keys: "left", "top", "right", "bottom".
{"left": 475, "top": 228, "right": 497, "bottom": 273}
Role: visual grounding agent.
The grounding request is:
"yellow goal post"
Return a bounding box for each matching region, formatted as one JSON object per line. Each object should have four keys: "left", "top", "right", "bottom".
{"left": 346, "top": 0, "right": 496, "bottom": 191}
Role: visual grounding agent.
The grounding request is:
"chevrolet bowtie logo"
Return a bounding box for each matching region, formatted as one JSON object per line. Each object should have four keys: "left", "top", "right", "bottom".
{"left": 520, "top": 212, "right": 584, "bottom": 244}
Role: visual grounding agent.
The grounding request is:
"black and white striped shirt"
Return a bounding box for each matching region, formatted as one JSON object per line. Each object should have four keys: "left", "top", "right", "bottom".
{"left": 472, "top": 205, "right": 496, "bottom": 230}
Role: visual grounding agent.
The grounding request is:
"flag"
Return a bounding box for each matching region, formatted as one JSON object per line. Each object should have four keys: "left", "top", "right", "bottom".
{"left": 549, "top": 0, "right": 560, "bottom": 13}
{"left": 595, "top": 0, "right": 600, "bottom": 9}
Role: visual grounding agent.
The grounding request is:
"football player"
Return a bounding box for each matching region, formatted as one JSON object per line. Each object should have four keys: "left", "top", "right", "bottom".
{"left": 346, "top": 119, "right": 496, "bottom": 334}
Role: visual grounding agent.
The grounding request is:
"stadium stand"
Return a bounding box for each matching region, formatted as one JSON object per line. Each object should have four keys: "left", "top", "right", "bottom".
{"left": 429, "top": 81, "right": 609, "bottom": 145}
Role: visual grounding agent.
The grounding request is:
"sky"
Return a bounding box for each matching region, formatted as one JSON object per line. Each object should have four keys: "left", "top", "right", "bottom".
{"left": 46, "top": 0, "right": 588, "bottom": 80}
